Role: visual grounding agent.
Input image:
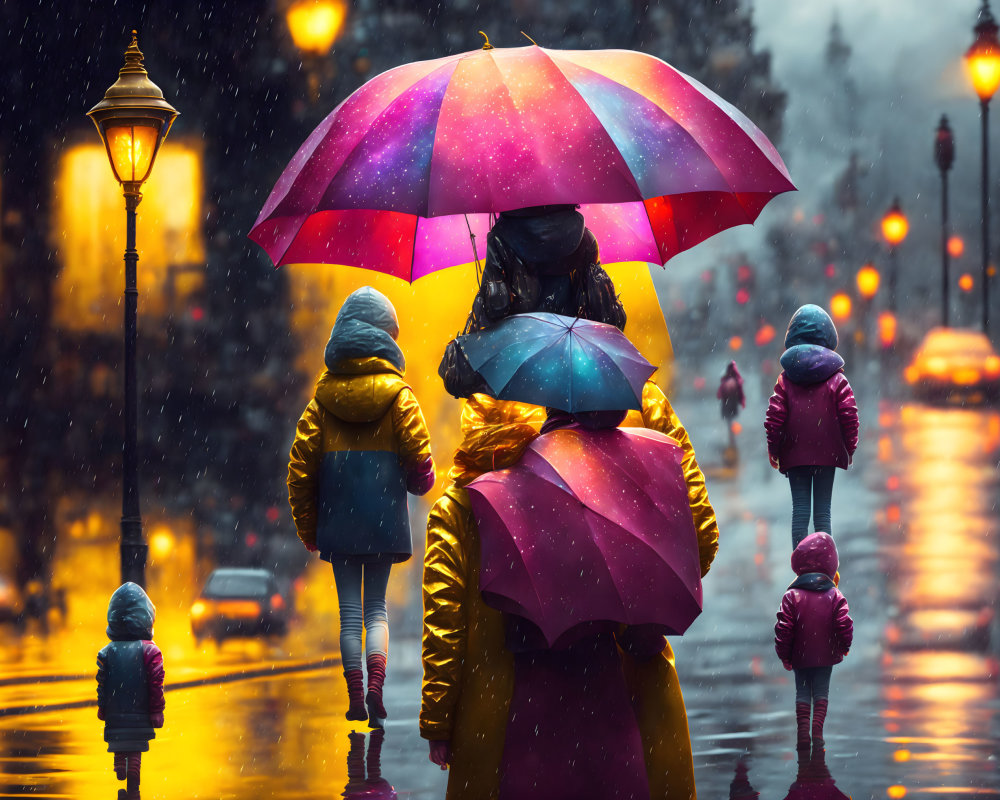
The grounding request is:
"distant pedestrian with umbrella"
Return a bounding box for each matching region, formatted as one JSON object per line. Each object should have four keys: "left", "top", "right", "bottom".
{"left": 420, "top": 314, "right": 718, "bottom": 800}
{"left": 288, "top": 287, "right": 435, "bottom": 727}
{"left": 717, "top": 360, "right": 746, "bottom": 450}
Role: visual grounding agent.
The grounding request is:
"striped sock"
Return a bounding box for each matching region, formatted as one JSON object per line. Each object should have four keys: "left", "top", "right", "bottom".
{"left": 114, "top": 752, "right": 127, "bottom": 780}
{"left": 812, "top": 699, "right": 828, "bottom": 745}
{"left": 126, "top": 752, "right": 141, "bottom": 790}
{"left": 796, "top": 702, "right": 811, "bottom": 748}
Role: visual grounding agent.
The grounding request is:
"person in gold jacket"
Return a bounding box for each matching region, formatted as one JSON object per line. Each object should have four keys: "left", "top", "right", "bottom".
{"left": 289, "top": 287, "right": 433, "bottom": 727}
{"left": 420, "top": 386, "right": 718, "bottom": 800}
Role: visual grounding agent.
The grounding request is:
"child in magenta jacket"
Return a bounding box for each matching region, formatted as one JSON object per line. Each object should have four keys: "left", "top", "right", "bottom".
{"left": 775, "top": 533, "right": 853, "bottom": 750}
{"left": 765, "top": 305, "right": 859, "bottom": 547}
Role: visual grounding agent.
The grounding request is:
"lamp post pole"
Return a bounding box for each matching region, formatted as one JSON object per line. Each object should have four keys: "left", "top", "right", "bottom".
{"left": 88, "top": 32, "right": 178, "bottom": 587}
{"left": 121, "top": 187, "right": 145, "bottom": 585}
{"left": 936, "top": 115, "right": 955, "bottom": 327}
{"left": 966, "top": 0, "right": 1000, "bottom": 335}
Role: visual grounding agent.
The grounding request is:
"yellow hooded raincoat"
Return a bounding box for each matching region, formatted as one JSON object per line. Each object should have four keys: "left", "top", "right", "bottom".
{"left": 421, "top": 385, "right": 719, "bottom": 800}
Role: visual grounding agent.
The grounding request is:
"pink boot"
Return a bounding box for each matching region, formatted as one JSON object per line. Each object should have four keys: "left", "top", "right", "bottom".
{"left": 366, "top": 653, "right": 387, "bottom": 726}
{"left": 345, "top": 669, "right": 368, "bottom": 721}
{"left": 796, "top": 702, "right": 811, "bottom": 749}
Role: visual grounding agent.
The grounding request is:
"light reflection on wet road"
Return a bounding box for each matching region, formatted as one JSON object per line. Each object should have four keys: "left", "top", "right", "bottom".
{"left": 0, "top": 391, "right": 997, "bottom": 798}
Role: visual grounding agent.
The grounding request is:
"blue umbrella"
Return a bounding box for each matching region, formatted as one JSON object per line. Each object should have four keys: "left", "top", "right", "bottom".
{"left": 454, "top": 312, "right": 656, "bottom": 412}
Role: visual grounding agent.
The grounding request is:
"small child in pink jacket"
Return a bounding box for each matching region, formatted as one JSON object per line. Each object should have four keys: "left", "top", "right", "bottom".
{"left": 774, "top": 533, "right": 853, "bottom": 750}
{"left": 765, "top": 305, "right": 859, "bottom": 548}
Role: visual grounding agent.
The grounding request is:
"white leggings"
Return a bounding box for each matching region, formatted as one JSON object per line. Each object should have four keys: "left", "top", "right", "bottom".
{"left": 331, "top": 558, "right": 392, "bottom": 672}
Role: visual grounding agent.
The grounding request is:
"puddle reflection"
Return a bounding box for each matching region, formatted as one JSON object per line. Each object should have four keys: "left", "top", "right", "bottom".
{"left": 880, "top": 403, "right": 1000, "bottom": 791}
{"left": 343, "top": 729, "right": 396, "bottom": 800}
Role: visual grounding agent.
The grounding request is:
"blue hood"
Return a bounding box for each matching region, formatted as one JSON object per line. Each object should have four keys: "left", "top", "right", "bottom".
{"left": 106, "top": 582, "right": 156, "bottom": 641}
{"left": 324, "top": 286, "right": 405, "bottom": 373}
{"left": 784, "top": 304, "right": 839, "bottom": 350}
{"left": 780, "top": 344, "right": 844, "bottom": 385}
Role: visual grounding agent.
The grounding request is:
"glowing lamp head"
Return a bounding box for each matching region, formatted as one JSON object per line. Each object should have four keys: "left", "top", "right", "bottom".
{"left": 878, "top": 311, "right": 897, "bottom": 348}
{"left": 830, "top": 292, "right": 852, "bottom": 322}
{"left": 948, "top": 235, "right": 966, "bottom": 258}
{"left": 856, "top": 264, "right": 881, "bottom": 299}
{"left": 87, "top": 32, "right": 178, "bottom": 189}
{"left": 881, "top": 198, "right": 909, "bottom": 247}
{"left": 967, "top": 3, "right": 1000, "bottom": 102}
{"left": 287, "top": 0, "right": 347, "bottom": 56}
{"left": 959, "top": 273, "right": 975, "bottom": 292}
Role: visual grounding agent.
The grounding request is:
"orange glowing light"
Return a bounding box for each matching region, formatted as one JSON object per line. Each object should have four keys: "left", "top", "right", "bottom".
{"left": 878, "top": 436, "right": 893, "bottom": 461}
{"left": 887, "top": 475, "right": 900, "bottom": 491}
{"left": 886, "top": 504, "right": 901, "bottom": 523}
{"left": 893, "top": 750, "right": 911, "bottom": 763}
{"left": 287, "top": 0, "right": 347, "bottom": 56}
{"left": 106, "top": 123, "right": 160, "bottom": 185}
{"left": 857, "top": 264, "right": 881, "bottom": 299}
{"left": 947, "top": 235, "right": 965, "bottom": 258}
{"left": 878, "top": 311, "right": 897, "bottom": 348}
{"left": 985, "top": 355, "right": 1000, "bottom": 377}
{"left": 953, "top": 367, "right": 982, "bottom": 385}
{"left": 830, "top": 293, "right": 852, "bottom": 322}
{"left": 729, "top": 336, "right": 743, "bottom": 350}
{"left": 731, "top": 421, "right": 743, "bottom": 435}
{"left": 735, "top": 287, "right": 750, "bottom": 305}
{"left": 881, "top": 200, "right": 909, "bottom": 246}
{"left": 967, "top": 15, "right": 1000, "bottom": 102}
{"left": 887, "top": 785, "right": 907, "bottom": 798}
{"left": 191, "top": 600, "right": 208, "bottom": 619}
{"left": 149, "top": 528, "right": 175, "bottom": 560}
{"left": 904, "top": 365, "right": 920, "bottom": 384}
{"left": 270, "top": 593, "right": 285, "bottom": 610}
{"left": 755, "top": 323, "right": 776, "bottom": 347}
{"left": 990, "top": 264, "right": 998, "bottom": 277}
{"left": 959, "top": 273, "right": 975, "bottom": 291}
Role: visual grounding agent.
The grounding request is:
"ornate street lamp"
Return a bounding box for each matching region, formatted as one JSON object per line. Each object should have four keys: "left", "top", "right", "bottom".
{"left": 935, "top": 115, "right": 955, "bottom": 326}
{"left": 881, "top": 198, "right": 909, "bottom": 312}
{"left": 88, "top": 31, "right": 178, "bottom": 588}
{"left": 966, "top": 0, "right": 1000, "bottom": 334}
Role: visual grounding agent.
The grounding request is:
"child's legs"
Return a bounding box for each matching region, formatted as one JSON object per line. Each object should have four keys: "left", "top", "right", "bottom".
{"left": 126, "top": 751, "right": 141, "bottom": 779}
{"left": 811, "top": 467, "right": 836, "bottom": 536}
{"left": 810, "top": 666, "right": 833, "bottom": 701}
{"left": 787, "top": 467, "right": 813, "bottom": 547}
{"left": 114, "top": 752, "right": 126, "bottom": 775}
{"left": 792, "top": 668, "right": 812, "bottom": 705}
{"left": 362, "top": 559, "right": 393, "bottom": 660}
{"left": 332, "top": 560, "right": 364, "bottom": 672}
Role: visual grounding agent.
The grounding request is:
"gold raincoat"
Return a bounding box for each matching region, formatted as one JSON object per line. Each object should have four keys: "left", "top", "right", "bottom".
{"left": 421, "top": 387, "right": 719, "bottom": 800}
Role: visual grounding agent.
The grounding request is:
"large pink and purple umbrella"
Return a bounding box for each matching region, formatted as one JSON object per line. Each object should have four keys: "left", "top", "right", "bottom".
{"left": 466, "top": 425, "right": 703, "bottom": 649}
{"left": 250, "top": 44, "right": 794, "bottom": 281}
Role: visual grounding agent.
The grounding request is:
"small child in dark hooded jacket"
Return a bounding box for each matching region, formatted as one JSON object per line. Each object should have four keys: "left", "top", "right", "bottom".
{"left": 96, "top": 582, "right": 165, "bottom": 792}
{"left": 765, "top": 304, "right": 859, "bottom": 547}
{"left": 774, "top": 533, "right": 853, "bottom": 750}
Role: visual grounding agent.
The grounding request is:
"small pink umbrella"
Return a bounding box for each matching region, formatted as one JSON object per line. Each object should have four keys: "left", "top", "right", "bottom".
{"left": 466, "top": 425, "right": 703, "bottom": 649}
{"left": 250, "top": 43, "right": 794, "bottom": 281}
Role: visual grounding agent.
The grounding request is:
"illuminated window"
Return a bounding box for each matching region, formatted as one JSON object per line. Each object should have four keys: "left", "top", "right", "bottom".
{"left": 52, "top": 141, "right": 205, "bottom": 332}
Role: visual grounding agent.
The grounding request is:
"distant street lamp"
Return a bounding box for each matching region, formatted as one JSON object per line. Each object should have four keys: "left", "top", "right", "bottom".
{"left": 856, "top": 264, "right": 881, "bottom": 300}
{"left": 830, "top": 292, "right": 852, "bottom": 323}
{"left": 856, "top": 264, "right": 880, "bottom": 357}
{"left": 881, "top": 198, "right": 909, "bottom": 312}
{"left": 966, "top": 0, "right": 1000, "bottom": 334}
{"left": 88, "top": 31, "right": 178, "bottom": 588}
{"left": 935, "top": 115, "right": 955, "bottom": 326}
{"left": 286, "top": 0, "right": 347, "bottom": 103}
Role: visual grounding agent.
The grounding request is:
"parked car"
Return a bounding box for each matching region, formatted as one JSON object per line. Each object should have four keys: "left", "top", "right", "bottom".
{"left": 904, "top": 327, "right": 1000, "bottom": 404}
{"left": 191, "top": 568, "right": 288, "bottom": 644}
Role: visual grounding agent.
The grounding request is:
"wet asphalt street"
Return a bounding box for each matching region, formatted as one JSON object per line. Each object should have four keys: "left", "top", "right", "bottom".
{"left": 0, "top": 379, "right": 998, "bottom": 799}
